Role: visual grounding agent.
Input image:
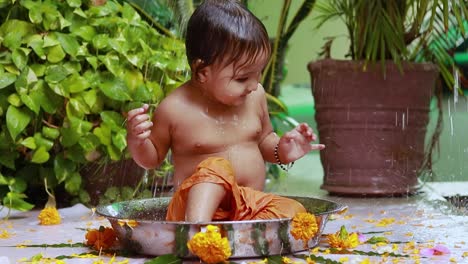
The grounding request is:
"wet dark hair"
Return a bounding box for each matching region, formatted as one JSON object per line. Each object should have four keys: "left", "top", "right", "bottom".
{"left": 185, "top": 0, "right": 271, "bottom": 72}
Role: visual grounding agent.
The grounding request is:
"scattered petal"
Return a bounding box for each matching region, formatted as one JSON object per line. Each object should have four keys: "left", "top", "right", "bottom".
{"left": 420, "top": 244, "right": 450, "bottom": 256}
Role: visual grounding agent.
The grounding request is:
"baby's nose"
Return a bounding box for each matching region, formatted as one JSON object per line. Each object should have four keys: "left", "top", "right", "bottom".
{"left": 248, "top": 83, "right": 259, "bottom": 92}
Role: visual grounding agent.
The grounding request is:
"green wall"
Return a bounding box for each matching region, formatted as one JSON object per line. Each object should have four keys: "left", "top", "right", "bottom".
{"left": 249, "top": 0, "right": 349, "bottom": 86}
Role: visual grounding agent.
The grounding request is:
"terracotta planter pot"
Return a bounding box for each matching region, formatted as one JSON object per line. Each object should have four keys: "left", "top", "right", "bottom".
{"left": 308, "top": 59, "right": 438, "bottom": 196}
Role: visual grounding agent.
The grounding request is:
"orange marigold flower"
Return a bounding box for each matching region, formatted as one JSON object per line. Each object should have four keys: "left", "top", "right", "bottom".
{"left": 85, "top": 226, "right": 117, "bottom": 251}
{"left": 327, "top": 225, "right": 360, "bottom": 249}
{"left": 38, "top": 207, "right": 61, "bottom": 225}
{"left": 187, "top": 225, "right": 231, "bottom": 264}
{"left": 290, "top": 212, "right": 318, "bottom": 248}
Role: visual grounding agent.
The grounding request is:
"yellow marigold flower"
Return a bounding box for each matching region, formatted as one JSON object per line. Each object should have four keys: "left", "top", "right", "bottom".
{"left": 305, "top": 257, "right": 316, "bottom": 264}
{"left": 117, "top": 219, "right": 139, "bottom": 228}
{"left": 290, "top": 212, "right": 318, "bottom": 248}
{"left": 85, "top": 226, "right": 117, "bottom": 251}
{"left": 187, "top": 225, "right": 231, "bottom": 264}
{"left": 327, "top": 225, "right": 360, "bottom": 249}
{"left": 38, "top": 206, "right": 61, "bottom": 225}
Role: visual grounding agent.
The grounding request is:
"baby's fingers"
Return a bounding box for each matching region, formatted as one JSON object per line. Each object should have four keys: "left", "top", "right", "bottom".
{"left": 310, "top": 143, "right": 325, "bottom": 150}
{"left": 131, "top": 120, "right": 153, "bottom": 136}
{"left": 127, "top": 104, "right": 149, "bottom": 121}
{"left": 136, "top": 130, "right": 151, "bottom": 140}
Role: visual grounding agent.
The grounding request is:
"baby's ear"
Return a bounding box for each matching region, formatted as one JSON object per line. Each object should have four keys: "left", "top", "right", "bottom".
{"left": 192, "top": 59, "right": 208, "bottom": 83}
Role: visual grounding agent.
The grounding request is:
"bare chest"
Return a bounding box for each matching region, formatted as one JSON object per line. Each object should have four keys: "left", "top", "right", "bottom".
{"left": 171, "top": 110, "right": 263, "bottom": 155}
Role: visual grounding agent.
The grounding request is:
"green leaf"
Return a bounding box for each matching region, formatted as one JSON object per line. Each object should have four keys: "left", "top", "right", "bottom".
{"left": 339, "top": 225, "right": 349, "bottom": 240}
{"left": 100, "top": 76, "right": 132, "bottom": 101}
{"left": 101, "top": 111, "right": 125, "bottom": 131}
{"left": 21, "top": 137, "right": 37, "bottom": 149}
{"left": 34, "top": 132, "right": 54, "bottom": 151}
{"left": 81, "top": 89, "right": 98, "bottom": 111}
{"left": 144, "top": 254, "right": 182, "bottom": 264}
{"left": 4, "top": 64, "right": 20, "bottom": 75}
{"left": 67, "top": 0, "right": 81, "bottom": 8}
{"left": 123, "top": 69, "right": 144, "bottom": 91}
{"left": 106, "top": 144, "right": 121, "bottom": 160}
{"left": 7, "top": 93, "right": 22, "bottom": 107}
{"left": 29, "top": 7, "right": 43, "bottom": 24}
{"left": 71, "top": 25, "right": 96, "bottom": 42}
{"left": 10, "top": 177, "right": 27, "bottom": 193}
{"left": 55, "top": 32, "right": 80, "bottom": 57}
{"left": 0, "top": 152, "right": 17, "bottom": 169}
{"left": 27, "top": 34, "right": 46, "bottom": 59}
{"left": 69, "top": 97, "right": 91, "bottom": 115}
{"left": 133, "top": 84, "right": 152, "bottom": 101}
{"left": 366, "top": 236, "right": 389, "bottom": 244}
{"left": 35, "top": 80, "right": 63, "bottom": 113}
{"left": 54, "top": 155, "right": 76, "bottom": 184}
{"left": 20, "top": 93, "right": 41, "bottom": 115}
{"left": 0, "top": 72, "right": 16, "bottom": 89}
{"left": 0, "top": 20, "right": 35, "bottom": 49}
{"left": 3, "top": 192, "right": 34, "bottom": 211}
{"left": 79, "top": 190, "right": 91, "bottom": 204}
{"left": 30, "top": 64, "right": 46, "bottom": 77}
{"left": 121, "top": 186, "right": 133, "bottom": 200}
{"left": 112, "top": 129, "right": 127, "bottom": 152}
{"left": 12, "top": 49, "right": 28, "bottom": 70}
{"left": 78, "top": 133, "right": 100, "bottom": 153}
{"left": 69, "top": 116, "right": 93, "bottom": 133}
{"left": 98, "top": 53, "right": 121, "bottom": 76}
{"left": 43, "top": 34, "right": 60, "bottom": 48}
{"left": 31, "top": 146, "right": 50, "bottom": 163}
{"left": 61, "top": 74, "right": 90, "bottom": 93}
{"left": 0, "top": 174, "right": 9, "bottom": 185}
{"left": 6, "top": 105, "right": 31, "bottom": 140}
{"left": 86, "top": 56, "right": 98, "bottom": 70}
{"left": 73, "top": 7, "right": 87, "bottom": 18}
{"left": 42, "top": 127, "right": 60, "bottom": 140}
{"left": 60, "top": 127, "right": 81, "bottom": 147}
{"left": 45, "top": 64, "right": 71, "bottom": 84}
{"left": 64, "top": 172, "right": 81, "bottom": 195}
{"left": 47, "top": 45, "right": 66, "bottom": 63}
{"left": 93, "top": 124, "right": 112, "bottom": 146}
{"left": 104, "top": 186, "right": 119, "bottom": 200}
{"left": 92, "top": 34, "right": 109, "bottom": 50}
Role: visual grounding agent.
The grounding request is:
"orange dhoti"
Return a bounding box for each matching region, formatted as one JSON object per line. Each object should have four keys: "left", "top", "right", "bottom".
{"left": 166, "top": 157, "right": 306, "bottom": 221}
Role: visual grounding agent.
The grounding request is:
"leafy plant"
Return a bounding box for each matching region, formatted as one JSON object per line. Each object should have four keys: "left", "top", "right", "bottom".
{"left": 314, "top": 0, "right": 468, "bottom": 89}
{"left": 0, "top": 0, "right": 189, "bottom": 211}
{"left": 261, "top": 0, "right": 317, "bottom": 98}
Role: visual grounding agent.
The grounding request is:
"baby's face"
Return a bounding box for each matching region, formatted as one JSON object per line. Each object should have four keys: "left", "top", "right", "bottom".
{"left": 202, "top": 52, "right": 269, "bottom": 106}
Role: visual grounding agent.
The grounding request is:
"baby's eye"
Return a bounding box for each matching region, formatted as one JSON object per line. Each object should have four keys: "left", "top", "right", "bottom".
{"left": 236, "top": 77, "right": 248, "bottom": 82}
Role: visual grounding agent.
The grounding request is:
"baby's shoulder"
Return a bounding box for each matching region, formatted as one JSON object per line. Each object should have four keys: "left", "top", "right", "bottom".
{"left": 154, "top": 85, "right": 191, "bottom": 116}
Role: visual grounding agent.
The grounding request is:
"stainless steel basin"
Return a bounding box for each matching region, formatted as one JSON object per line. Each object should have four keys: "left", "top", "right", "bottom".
{"left": 96, "top": 196, "right": 346, "bottom": 258}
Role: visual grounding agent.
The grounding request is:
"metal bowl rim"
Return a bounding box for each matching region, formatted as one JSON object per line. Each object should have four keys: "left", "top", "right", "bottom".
{"left": 96, "top": 195, "right": 347, "bottom": 225}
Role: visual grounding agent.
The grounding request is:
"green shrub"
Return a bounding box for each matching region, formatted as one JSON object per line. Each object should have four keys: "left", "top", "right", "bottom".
{"left": 0, "top": 0, "right": 189, "bottom": 211}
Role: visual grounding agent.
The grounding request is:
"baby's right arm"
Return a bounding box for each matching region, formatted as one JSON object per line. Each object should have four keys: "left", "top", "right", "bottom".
{"left": 126, "top": 104, "right": 160, "bottom": 169}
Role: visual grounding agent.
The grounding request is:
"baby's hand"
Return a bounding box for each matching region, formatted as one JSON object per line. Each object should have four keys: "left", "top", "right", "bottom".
{"left": 277, "top": 123, "right": 325, "bottom": 163}
{"left": 126, "top": 104, "right": 153, "bottom": 144}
